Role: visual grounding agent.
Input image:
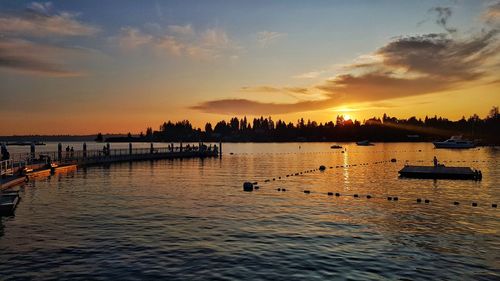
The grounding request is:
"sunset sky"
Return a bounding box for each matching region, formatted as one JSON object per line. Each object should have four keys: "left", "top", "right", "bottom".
{"left": 0, "top": 0, "right": 499, "bottom": 135}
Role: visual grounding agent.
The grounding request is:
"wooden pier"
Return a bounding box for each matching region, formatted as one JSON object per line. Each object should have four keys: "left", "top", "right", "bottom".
{"left": 1, "top": 143, "right": 220, "bottom": 190}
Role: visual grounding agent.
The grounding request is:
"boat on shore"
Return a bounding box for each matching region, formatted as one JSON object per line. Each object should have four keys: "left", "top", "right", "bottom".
{"left": 433, "top": 136, "right": 475, "bottom": 149}
{"left": 330, "top": 144, "right": 342, "bottom": 149}
{"left": 356, "top": 140, "right": 374, "bottom": 146}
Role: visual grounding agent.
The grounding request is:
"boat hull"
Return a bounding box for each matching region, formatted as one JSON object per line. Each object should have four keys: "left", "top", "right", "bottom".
{"left": 433, "top": 142, "right": 475, "bottom": 149}
{"left": 0, "top": 193, "right": 20, "bottom": 216}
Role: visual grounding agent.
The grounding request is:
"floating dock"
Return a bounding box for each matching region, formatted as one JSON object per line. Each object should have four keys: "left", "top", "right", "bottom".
{"left": 399, "top": 165, "right": 482, "bottom": 180}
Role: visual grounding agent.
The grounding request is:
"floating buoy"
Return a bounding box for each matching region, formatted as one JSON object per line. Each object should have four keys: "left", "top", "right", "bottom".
{"left": 319, "top": 165, "right": 326, "bottom": 171}
{"left": 453, "top": 201, "right": 459, "bottom": 205}
{"left": 252, "top": 182, "right": 258, "bottom": 185}
{"left": 243, "top": 182, "right": 253, "bottom": 192}
{"left": 327, "top": 192, "right": 333, "bottom": 196}
{"left": 424, "top": 199, "right": 430, "bottom": 204}
{"left": 335, "top": 193, "right": 340, "bottom": 197}
{"left": 417, "top": 198, "right": 422, "bottom": 203}
{"left": 264, "top": 179, "right": 270, "bottom": 182}
{"left": 304, "top": 190, "right": 310, "bottom": 194}
{"left": 366, "top": 195, "right": 372, "bottom": 199}
{"left": 492, "top": 204, "right": 497, "bottom": 208}
{"left": 277, "top": 188, "right": 281, "bottom": 191}
{"left": 472, "top": 202, "right": 478, "bottom": 207}
{"left": 387, "top": 196, "right": 392, "bottom": 201}
{"left": 273, "top": 178, "right": 275, "bottom": 181}
{"left": 353, "top": 194, "right": 359, "bottom": 198}
{"left": 393, "top": 197, "right": 398, "bottom": 201}
{"left": 391, "top": 158, "right": 397, "bottom": 162}
{"left": 254, "top": 186, "right": 260, "bottom": 190}
{"left": 282, "top": 188, "right": 286, "bottom": 192}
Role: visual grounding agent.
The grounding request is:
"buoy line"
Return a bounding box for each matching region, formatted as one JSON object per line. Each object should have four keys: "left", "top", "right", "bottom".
{"left": 242, "top": 182, "right": 499, "bottom": 209}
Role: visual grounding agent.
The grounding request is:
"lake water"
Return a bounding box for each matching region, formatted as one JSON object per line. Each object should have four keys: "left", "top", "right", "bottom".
{"left": 1, "top": 142, "right": 499, "bottom": 280}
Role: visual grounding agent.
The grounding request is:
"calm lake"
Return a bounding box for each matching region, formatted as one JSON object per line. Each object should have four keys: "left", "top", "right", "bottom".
{"left": 1, "top": 142, "right": 499, "bottom": 280}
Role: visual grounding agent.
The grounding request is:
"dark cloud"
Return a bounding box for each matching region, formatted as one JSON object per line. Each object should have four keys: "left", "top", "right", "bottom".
{"left": 0, "top": 4, "right": 99, "bottom": 37}
{"left": 240, "top": 86, "right": 311, "bottom": 95}
{"left": 429, "top": 7, "right": 456, "bottom": 33}
{"left": 318, "top": 73, "right": 449, "bottom": 102}
{"left": 376, "top": 31, "right": 498, "bottom": 80}
{"left": 190, "top": 98, "right": 338, "bottom": 115}
{"left": 0, "top": 38, "right": 82, "bottom": 76}
{"left": 0, "top": 2, "right": 97, "bottom": 76}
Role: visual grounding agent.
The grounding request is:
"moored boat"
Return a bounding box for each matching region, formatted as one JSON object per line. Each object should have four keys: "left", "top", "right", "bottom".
{"left": 433, "top": 136, "right": 475, "bottom": 149}
{"left": 0, "top": 191, "right": 20, "bottom": 216}
{"left": 356, "top": 140, "right": 373, "bottom": 146}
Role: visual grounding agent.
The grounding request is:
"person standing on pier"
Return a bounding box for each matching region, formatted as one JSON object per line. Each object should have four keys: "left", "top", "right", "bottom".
{"left": 65, "top": 146, "right": 70, "bottom": 160}
{"left": 433, "top": 156, "right": 438, "bottom": 167}
{"left": 1, "top": 143, "right": 9, "bottom": 160}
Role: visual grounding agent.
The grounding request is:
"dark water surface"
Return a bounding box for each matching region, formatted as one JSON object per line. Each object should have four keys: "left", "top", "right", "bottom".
{"left": 1, "top": 143, "right": 499, "bottom": 280}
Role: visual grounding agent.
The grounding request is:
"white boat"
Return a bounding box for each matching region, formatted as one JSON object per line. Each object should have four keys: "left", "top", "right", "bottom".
{"left": 433, "top": 136, "right": 475, "bottom": 149}
{"left": 356, "top": 140, "right": 373, "bottom": 146}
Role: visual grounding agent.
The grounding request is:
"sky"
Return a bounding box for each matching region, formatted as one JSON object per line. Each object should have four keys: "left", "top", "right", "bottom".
{"left": 0, "top": 0, "right": 499, "bottom": 135}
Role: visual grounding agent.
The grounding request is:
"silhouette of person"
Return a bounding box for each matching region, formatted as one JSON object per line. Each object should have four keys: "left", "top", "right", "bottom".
{"left": 65, "top": 145, "right": 70, "bottom": 160}
{"left": 1, "top": 143, "right": 9, "bottom": 160}
{"left": 433, "top": 156, "right": 438, "bottom": 167}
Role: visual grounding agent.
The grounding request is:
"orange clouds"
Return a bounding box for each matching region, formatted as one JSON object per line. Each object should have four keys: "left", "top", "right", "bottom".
{"left": 192, "top": 13, "right": 500, "bottom": 115}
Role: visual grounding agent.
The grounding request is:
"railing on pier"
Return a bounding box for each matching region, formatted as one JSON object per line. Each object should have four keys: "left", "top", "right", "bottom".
{"left": 0, "top": 159, "right": 14, "bottom": 176}
{"left": 8, "top": 145, "right": 219, "bottom": 167}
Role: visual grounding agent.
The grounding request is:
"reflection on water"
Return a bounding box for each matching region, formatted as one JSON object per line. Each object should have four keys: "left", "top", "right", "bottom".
{"left": 0, "top": 143, "right": 498, "bottom": 280}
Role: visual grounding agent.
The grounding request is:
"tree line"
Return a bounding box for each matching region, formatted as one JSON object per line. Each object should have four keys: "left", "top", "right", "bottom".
{"left": 104, "top": 106, "right": 500, "bottom": 144}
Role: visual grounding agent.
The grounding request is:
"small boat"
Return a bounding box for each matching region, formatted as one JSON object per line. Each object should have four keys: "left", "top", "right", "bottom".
{"left": 356, "top": 140, "right": 373, "bottom": 146}
{"left": 433, "top": 136, "right": 475, "bottom": 149}
{"left": 330, "top": 145, "right": 342, "bottom": 149}
{"left": 0, "top": 191, "right": 20, "bottom": 216}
